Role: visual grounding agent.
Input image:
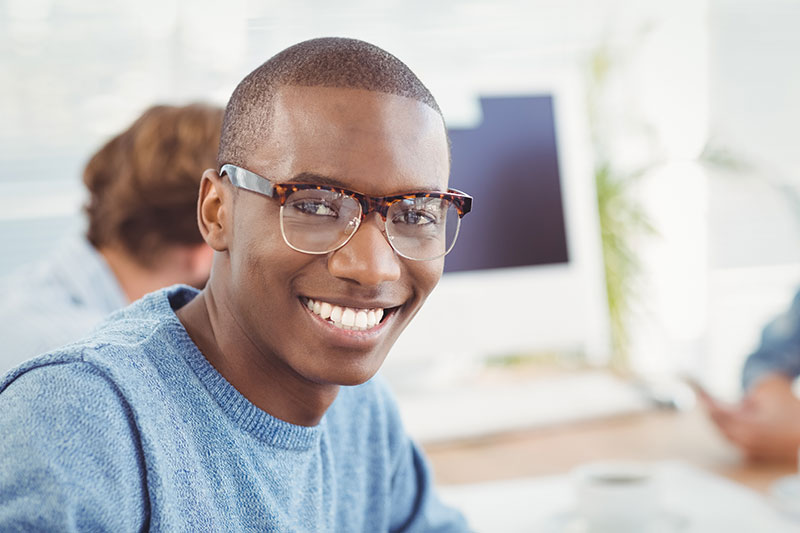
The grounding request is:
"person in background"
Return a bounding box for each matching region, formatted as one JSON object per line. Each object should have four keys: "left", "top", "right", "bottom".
{"left": 0, "top": 103, "right": 222, "bottom": 372}
{"left": 704, "top": 289, "right": 800, "bottom": 462}
{"left": 0, "top": 37, "right": 471, "bottom": 531}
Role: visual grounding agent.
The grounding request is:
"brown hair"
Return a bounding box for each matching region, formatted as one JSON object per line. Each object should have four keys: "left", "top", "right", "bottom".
{"left": 83, "top": 103, "right": 223, "bottom": 268}
{"left": 218, "top": 37, "right": 443, "bottom": 168}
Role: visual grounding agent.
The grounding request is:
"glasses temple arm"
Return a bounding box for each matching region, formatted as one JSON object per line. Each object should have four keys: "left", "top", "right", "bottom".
{"left": 220, "top": 164, "right": 276, "bottom": 198}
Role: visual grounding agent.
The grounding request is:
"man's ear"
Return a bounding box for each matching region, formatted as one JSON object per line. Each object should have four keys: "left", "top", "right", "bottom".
{"left": 198, "top": 168, "right": 230, "bottom": 252}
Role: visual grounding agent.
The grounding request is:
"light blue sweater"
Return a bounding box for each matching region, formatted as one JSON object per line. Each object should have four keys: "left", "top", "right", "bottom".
{"left": 0, "top": 286, "right": 468, "bottom": 532}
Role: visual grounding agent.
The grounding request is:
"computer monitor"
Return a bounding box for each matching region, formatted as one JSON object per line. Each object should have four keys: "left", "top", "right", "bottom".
{"left": 444, "top": 95, "right": 569, "bottom": 272}
{"left": 384, "top": 76, "right": 611, "bottom": 389}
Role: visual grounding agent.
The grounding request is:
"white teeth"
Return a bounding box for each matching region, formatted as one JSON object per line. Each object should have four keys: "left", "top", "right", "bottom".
{"left": 341, "top": 308, "right": 356, "bottom": 327}
{"left": 320, "top": 302, "right": 332, "bottom": 320}
{"left": 355, "top": 310, "right": 368, "bottom": 328}
{"left": 304, "top": 298, "right": 386, "bottom": 331}
{"left": 330, "top": 305, "right": 343, "bottom": 324}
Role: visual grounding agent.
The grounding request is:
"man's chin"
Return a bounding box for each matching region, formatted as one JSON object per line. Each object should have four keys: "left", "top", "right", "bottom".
{"left": 303, "top": 356, "right": 386, "bottom": 388}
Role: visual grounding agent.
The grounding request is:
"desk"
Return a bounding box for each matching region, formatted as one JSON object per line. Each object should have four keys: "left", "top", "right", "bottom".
{"left": 424, "top": 407, "right": 796, "bottom": 493}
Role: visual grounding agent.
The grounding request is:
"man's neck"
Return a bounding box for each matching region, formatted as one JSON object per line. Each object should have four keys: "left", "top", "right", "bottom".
{"left": 175, "top": 285, "right": 340, "bottom": 427}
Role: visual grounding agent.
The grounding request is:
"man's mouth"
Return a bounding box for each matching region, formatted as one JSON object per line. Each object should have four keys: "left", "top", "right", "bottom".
{"left": 303, "top": 297, "right": 388, "bottom": 332}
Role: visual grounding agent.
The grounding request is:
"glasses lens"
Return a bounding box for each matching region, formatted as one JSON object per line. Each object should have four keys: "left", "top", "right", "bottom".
{"left": 280, "top": 189, "right": 361, "bottom": 253}
{"left": 386, "top": 197, "right": 461, "bottom": 260}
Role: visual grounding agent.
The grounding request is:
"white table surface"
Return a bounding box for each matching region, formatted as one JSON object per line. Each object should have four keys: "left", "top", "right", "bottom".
{"left": 438, "top": 461, "right": 800, "bottom": 532}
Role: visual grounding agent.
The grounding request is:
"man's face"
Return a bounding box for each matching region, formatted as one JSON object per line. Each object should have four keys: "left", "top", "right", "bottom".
{"left": 221, "top": 85, "right": 450, "bottom": 386}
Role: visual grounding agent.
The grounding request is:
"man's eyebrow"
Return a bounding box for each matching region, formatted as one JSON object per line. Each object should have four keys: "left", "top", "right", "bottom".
{"left": 287, "top": 171, "right": 443, "bottom": 193}
{"left": 288, "top": 172, "right": 348, "bottom": 188}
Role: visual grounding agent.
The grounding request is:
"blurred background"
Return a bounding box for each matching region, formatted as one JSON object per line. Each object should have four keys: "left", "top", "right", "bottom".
{"left": 2, "top": 0, "right": 799, "bottom": 437}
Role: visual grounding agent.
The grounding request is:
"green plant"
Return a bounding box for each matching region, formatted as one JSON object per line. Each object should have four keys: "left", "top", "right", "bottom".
{"left": 595, "top": 163, "right": 655, "bottom": 368}
{"left": 587, "top": 40, "right": 657, "bottom": 369}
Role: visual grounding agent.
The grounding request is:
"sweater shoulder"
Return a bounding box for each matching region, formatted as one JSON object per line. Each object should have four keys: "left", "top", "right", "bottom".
{"left": 0, "top": 288, "right": 189, "bottom": 393}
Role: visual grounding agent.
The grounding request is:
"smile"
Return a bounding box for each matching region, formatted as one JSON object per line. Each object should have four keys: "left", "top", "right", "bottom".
{"left": 303, "top": 297, "right": 386, "bottom": 332}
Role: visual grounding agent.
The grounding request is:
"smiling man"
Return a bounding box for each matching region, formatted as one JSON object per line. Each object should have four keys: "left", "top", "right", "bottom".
{"left": 0, "top": 38, "right": 471, "bottom": 531}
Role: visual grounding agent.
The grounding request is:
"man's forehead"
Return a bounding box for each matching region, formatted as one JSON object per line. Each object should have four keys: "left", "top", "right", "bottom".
{"left": 242, "top": 85, "right": 449, "bottom": 194}
{"left": 270, "top": 84, "right": 443, "bottom": 132}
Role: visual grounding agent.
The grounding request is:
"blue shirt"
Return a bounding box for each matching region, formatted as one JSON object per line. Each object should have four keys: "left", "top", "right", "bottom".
{"left": 0, "top": 285, "right": 468, "bottom": 532}
{"left": 742, "top": 288, "right": 800, "bottom": 390}
{"left": 0, "top": 237, "right": 127, "bottom": 373}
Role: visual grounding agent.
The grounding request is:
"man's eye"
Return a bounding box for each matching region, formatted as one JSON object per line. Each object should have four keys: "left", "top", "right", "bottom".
{"left": 293, "top": 201, "right": 338, "bottom": 217}
{"left": 393, "top": 209, "right": 437, "bottom": 226}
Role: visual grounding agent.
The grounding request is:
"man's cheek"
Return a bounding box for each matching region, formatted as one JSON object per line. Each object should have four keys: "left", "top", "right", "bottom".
{"left": 418, "top": 262, "right": 445, "bottom": 294}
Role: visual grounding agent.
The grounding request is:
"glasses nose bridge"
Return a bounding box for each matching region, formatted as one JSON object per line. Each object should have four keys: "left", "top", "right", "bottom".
{"left": 357, "top": 195, "right": 390, "bottom": 220}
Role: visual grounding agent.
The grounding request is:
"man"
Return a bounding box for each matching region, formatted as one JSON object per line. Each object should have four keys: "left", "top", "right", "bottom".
{"left": 0, "top": 103, "right": 220, "bottom": 372}
{"left": 0, "top": 38, "right": 471, "bottom": 531}
{"left": 704, "top": 289, "right": 800, "bottom": 461}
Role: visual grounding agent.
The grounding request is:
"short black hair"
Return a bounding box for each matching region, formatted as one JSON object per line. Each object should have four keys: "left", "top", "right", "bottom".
{"left": 218, "top": 37, "right": 442, "bottom": 168}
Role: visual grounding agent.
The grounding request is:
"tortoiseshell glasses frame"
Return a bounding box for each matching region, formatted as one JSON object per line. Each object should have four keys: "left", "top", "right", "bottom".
{"left": 219, "top": 164, "right": 472, "bottom": 261}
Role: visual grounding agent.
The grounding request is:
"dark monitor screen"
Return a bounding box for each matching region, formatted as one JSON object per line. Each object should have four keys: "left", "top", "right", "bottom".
{"left": 444, "top": 95, "right": 569, "bottom": 273}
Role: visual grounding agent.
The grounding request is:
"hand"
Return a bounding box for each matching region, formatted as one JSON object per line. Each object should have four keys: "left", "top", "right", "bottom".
{"left": 705, "top": 374, "right": 800, "bottom": 462}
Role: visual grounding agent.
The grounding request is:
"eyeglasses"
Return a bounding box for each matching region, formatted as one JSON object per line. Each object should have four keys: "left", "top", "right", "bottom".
{"left": 220, "top": 164, "right": 472, "bottom": 261}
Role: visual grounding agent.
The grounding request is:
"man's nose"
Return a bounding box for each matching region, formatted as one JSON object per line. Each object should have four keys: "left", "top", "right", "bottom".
{"left": 327, "top": 214, "right": 401, "bottom": 286}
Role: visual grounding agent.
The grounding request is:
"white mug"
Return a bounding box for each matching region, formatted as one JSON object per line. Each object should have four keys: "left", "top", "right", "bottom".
{"left": 572, "top": 461, "right": 659, "bottom": 532}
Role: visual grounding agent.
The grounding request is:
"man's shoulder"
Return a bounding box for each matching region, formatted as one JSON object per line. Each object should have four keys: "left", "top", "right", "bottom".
{"left": 1, "top": 357, "right": 120, "bottom": 407}
{"left": 0, "top": 331, "right": 153, "bottom": 399}
{"left": 0, "top": 356, "right": 150, "bottom": 531}
{"left": 89, "top": 284, "right": 197, "bottom": 348}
